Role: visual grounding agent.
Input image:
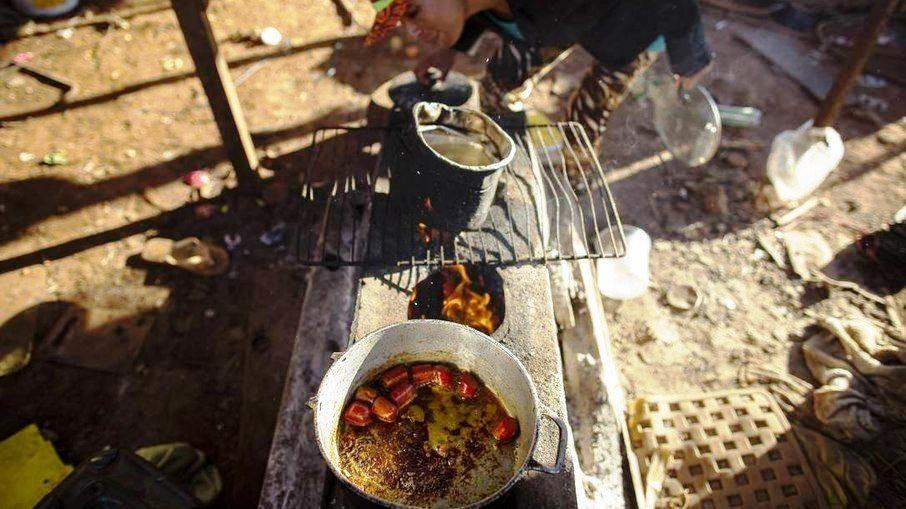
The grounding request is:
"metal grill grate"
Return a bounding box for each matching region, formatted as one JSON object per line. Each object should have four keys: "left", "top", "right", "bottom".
{"left": 294, "top": 123, "right": 625, "bottom": 267}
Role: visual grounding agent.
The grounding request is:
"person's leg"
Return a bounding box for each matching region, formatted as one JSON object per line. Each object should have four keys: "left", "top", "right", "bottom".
{"left": 479, "top": 38, "right": 560, "bottom": 115}
{"left": 567, "top": 50, "right": 657, "bottom": 148}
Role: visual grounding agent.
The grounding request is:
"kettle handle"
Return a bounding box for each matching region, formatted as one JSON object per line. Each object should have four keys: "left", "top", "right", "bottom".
{"left": 526, "top": 404, "right": 569, "bottom": 474}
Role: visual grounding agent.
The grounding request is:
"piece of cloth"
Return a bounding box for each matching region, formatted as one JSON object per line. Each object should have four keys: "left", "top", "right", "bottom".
{"left": 793, "top": 425, "right": 877, "bottom": 508}
{"left": 366, "top": 0, "right": 410, "bottom": 46}
{"left": 454, "top": 0, "right": 712, "bottom": 77}
{"left": 0, "top": 425, "right": 72, "bottom": 509}
{"left": 135, "top": 443, "right": 222, "bottom": 506}
{"left": 802, "top": 316, "right": 906, "bottom": 443}
{"left": 566, "top": 51, "right": 657, "bottom": 147}
{"left": 483, "top": 11, "right": 524, "bottom": 42}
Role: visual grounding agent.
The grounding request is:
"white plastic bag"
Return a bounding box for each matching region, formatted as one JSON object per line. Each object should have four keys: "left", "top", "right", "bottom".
{"left": 767, "top": 120, "right": 844, "bottom": 203}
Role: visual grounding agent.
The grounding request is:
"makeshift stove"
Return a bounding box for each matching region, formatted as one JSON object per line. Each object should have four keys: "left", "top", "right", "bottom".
{"left": 258, "top": 122, "right": 630, "bottom": 508}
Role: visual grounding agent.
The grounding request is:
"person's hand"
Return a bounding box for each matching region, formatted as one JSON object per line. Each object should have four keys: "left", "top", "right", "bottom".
{"left": 415, "top": 49, "right": 455, "bottom": 84}
{"left": 675, "top": 62, "right": 712, "bottom": 90}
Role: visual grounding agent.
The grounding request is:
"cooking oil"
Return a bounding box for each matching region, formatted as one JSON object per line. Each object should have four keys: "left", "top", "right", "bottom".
{"left": 421, "top": 126, "right": 500, "bottom": 167}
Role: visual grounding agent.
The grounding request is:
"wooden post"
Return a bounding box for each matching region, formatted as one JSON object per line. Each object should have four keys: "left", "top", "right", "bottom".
{"left": 814, "top": 0, "right": 899, "bottom": 128}
{"left": 172, "top": 0, "right": 259, "bottom": 188}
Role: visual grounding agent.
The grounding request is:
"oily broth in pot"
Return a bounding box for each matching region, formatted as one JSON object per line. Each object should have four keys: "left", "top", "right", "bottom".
{"left": 337, "top": 363, "right": 518, "bottom": 507}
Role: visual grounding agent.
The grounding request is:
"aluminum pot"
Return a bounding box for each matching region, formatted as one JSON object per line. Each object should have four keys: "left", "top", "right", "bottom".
{"left": 311, "top": 320, "right": 568, "bottom": 508}
{"left": 394, "top": 102, "right": 516, "bottom": 233}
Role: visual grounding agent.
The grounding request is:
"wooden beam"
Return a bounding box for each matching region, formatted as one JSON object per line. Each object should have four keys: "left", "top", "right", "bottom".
{"left": 172, "top": 0, "right": 259, "bottom": 188}
{"left": 814, "top": 0, "right": 900, "bottom": 127}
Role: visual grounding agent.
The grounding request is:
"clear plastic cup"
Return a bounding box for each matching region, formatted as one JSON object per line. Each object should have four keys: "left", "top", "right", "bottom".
{"left": 596, "top": 226, "right": 651, "bottom": 300}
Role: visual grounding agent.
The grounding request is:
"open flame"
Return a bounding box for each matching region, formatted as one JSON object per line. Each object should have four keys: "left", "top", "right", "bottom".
{"left": 439, "top": 265, "right": 500, "bottom": 334}
{"left": 417, "top": 223, "right": 432, "bottom": 245}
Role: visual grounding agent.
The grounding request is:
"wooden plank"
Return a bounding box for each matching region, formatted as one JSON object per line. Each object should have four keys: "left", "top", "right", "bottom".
{"left": 171, "top": 0, "right": 259, "bottom": 188}
{"left": 257, "top": 265, "right": 362, "bottom": 508}
{"left": 733, "top": 24, "right": 833, "bottom": 101}
{"left": 258, "top": 129, "right": 377, "bottom": 508}
{"left": 814, "top": 0, "right": 899, "bottom": 127}
{"left": 230, "top": 266, "right": 307, "bottom": 507}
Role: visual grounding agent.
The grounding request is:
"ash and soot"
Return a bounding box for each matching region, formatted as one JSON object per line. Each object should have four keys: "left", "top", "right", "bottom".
{"left": 409, "top": 265, "right": 504, "bottom": 335}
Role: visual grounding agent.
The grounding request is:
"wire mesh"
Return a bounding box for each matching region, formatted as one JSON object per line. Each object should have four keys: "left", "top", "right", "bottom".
{"left": 294, "top": 123, "right": 626, "bottom": 267}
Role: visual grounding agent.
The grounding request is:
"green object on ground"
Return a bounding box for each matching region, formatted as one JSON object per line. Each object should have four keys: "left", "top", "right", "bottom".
{"left": 0, "top": 425, "right": 73, "bottom": 509}
{"left": 41, "top": 150, "right": 68, "bottom": 166}
{"left": 135, "top": 442, "right": 223, "bottom": 505}
{"left": 372, "top": 0, "right": 393, "bottom": 12}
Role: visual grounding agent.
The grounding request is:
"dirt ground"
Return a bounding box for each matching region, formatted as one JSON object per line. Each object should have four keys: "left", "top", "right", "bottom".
{"left": 0, "top": 0, "right": 904, "bottom": 506}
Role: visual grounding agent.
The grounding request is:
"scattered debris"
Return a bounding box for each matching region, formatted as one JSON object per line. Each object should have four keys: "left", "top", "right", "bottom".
{"left": 721, "top": 150, "right": 749, "bottom": 169}
{"left": 0, "top": 306, "right": 35, "bottom": 377}
{"left": 895, "top": 206, "right": 906, "bottom": 223}
{"left": 17, "top": 152, "right": 35, "bottom": 163}
{"left": 856, "top": 74, "right": 887, "bottom": 89}
{"left": 141, "top": 237, "right": 230, "bottom": 277}
{"left": 849, "top": 107, "right": 886, "bottom": 128}
{"left": 161, "top": 56, "right": 185, "bottom": 72}
{"left": 41, "top": 150, "right": 68, "bottom": 166}
{"left": 885, "top": 295, "right": 905, "bottom": 339}
{"left": 720, "top": 138, "right": 764, "bottom": 152}
{"left": 42, "top": 305, "right": 156, "bottom": 374}
{"left": 183, "top": 169, "right": 222, "bottom": 199}
{"left": 259, "top": 27, "right": 283, "bottom": 46}
{"left": 142, "top": 181, "right": 191, "bottom": 212}
{"left": 813, "top": 271, "right": 886, "bottom": 305}
{"left": 234, "top": 60, "right": 269, "bottom": 87}
{"left": 756, "top": 231, "right": 787, "bottom": 269}
{"left": 782, "top": 229, "right": 833, "bottom": 280}
{"left": 771, "top": 196, "right": 821, "bottom": 227}
{"left": 716, "top": 104, "right": 762, "bottom": 128}
{"left": 644, "top": 316, "right": 681, "bottom": 344}
{"left": 876, "top": 122, "right": 904, "bottom": 146}
{"left": 642, "top": 448, "right": 672, "bottom": 509}
{"left": 12, "top": 52, "right": 33, "bottom": 64}
{"left": 259, "top": 222, "right": 287, "bottom": 246}
{"left": 737, "top": 364, "right": 811, "bottom": 414}
{"left": 8, "top": 2, "right": 169, "bottom": 40}
{"left": 56, "top": 27, "right": 75, "bottom": 40}
{"left": 194, "top": 203, "right": 219, "bottom": 220}
{"left": 702, "top": 184, "right": 729, "bottom": 216}
{"left": 223, "top": 233, "right": 242, "bottom": 250}
{"left": 721, "top": 296, "right": 738, "bottom": 310}
{"left": 849, "top": 93, "right": 889, "bottom": 114}
{"left": 135, "top": 442, "right": 223, "bottom": 505}
{"left": 665, "top": 284, "right": 701, "bottom": 312}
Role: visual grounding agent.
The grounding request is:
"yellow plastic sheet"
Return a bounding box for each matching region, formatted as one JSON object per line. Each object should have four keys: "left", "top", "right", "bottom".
{"left": 0, "top": 424, "right": 72, "bottom": 509}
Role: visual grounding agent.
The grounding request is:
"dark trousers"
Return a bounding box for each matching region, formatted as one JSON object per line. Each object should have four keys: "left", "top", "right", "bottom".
{"left": 480, "top": 37, "right": 656, "bottom": 148}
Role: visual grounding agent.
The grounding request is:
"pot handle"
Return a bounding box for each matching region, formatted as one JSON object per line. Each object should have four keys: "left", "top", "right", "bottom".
{"left": 527, "top": 404, "right": 568, "bottom": 474}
